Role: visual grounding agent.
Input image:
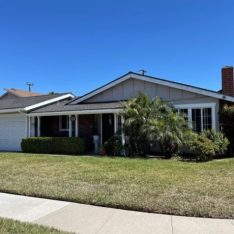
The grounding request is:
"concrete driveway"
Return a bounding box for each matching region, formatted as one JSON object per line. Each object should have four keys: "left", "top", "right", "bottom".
{"left": 0, "top": 192, "right": 233, "bottom": 234}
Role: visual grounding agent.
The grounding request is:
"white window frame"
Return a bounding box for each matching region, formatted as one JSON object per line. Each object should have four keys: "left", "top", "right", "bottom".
{"left": 174, "top": 103, "right": 216, "bottom": 131}
{"left": 59, "top": 115, "right": 69, "bottom": 131}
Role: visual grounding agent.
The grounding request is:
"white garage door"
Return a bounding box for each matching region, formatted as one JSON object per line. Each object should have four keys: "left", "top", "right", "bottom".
{"left": 0, "top": 114, "right": 26, "bottom": 151}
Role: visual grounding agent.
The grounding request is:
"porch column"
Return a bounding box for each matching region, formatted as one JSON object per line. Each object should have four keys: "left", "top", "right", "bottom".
{"left": 37, "top": 116, "right": 41, "bottom": 137}
{"left": 121, "top": 116, "right": 125, "bottom": 146}
{"left": 114, "top": 113, "right": 118, "bottom": 133}
{"left": 69, "top": 115, "right": 72, "bottom": 137}
{"left": 212, "top": 106, "right": 216, "bottom": 130}
{"left": 75, "top": 115, "right": 79, "bottom": 137}
{"left": 188, "top": 108, "right": 192, "bottom": 129}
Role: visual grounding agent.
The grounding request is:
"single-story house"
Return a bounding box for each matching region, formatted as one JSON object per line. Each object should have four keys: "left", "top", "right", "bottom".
{"left": 1, "top": 66, "right": 234, "bottom": 152}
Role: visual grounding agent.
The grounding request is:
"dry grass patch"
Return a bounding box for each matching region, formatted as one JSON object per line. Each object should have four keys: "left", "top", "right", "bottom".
{"left": 0, "top": 153, "right": 233, "bottom": 218}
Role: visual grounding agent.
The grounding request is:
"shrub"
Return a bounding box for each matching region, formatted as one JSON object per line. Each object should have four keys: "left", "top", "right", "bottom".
{"left": 21, "top": 137, "right": 85, "bottom": 155}
{"left": 220, "top": 105, "right": 234, "bottom": 154}
{"left": 201, "top": 130, "right": 229, "bottom": 156}
{"left": 187, "top": 134, "right": 216, "bottom": 162}
{"left": 102, "top": 135, "right": 124, "bottom": 156}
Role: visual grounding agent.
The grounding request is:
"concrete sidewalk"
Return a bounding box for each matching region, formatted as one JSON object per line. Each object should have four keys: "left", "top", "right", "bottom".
{"left": 0, "top": 193, "right": 233, "bottom": 234}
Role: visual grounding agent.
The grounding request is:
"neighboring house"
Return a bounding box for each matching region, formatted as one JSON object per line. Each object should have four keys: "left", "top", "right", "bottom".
{"left": 0, "top": 66, "right": 234, "bottom": 151}
{"left": 0, "top": 88, "right": 43, "bottom": 98}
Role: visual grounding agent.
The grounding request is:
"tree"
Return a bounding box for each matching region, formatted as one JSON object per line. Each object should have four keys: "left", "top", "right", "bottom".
{"left": 121, "top": 93, "right": 151, "bottom": 156}
{"left": 121, "top": 93, "right": 191, "bottom": 157}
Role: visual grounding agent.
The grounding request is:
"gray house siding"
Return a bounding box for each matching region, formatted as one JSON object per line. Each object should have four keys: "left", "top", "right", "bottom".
{"left": 83, "top": 78, "right": 218, "bottom": 105}
{"left": 82, "top": 78, "right": 220, "bottom": 130}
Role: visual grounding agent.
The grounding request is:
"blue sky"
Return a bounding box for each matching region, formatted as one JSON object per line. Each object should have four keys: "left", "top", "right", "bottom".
{"left": 0, "top": 0, "right": 234, "bottom": 96}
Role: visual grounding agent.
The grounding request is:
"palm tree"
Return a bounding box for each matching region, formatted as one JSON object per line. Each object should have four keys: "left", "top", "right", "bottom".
{"left": 148, "top": 111, "right": 189, "bottom": 158}
{"left": 121, "top": 93, "right": 151, "bottom": 156}
{"left": 121, "top": 93, "right": 191, "bottom": 157}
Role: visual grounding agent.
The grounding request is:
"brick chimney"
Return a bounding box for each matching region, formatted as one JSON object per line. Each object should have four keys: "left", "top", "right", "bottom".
{"left": 222, "top": 66, "right": 234, "bottom": 96}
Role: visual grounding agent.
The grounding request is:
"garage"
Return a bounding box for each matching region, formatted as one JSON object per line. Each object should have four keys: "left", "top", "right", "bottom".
{"left": 0, "top": 113, "right": 26, "bottom": 151}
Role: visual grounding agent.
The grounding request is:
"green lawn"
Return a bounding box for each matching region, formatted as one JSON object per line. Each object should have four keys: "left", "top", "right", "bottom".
{"left": 0, "top": 153, "right": 233, "bottom": 219}
{"left": 0, "top": 218, "right": 70, "bottom": 234}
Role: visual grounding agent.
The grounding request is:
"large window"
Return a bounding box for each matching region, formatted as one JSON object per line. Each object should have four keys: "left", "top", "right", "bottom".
{"left": 176, "top": 105, "right": 214, "bottom": 133}
{"left": 203, "top": 108, "right": 212, "bottom": 130}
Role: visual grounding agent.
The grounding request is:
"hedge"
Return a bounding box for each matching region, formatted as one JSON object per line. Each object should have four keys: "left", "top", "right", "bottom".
{"left": 21, "top": 137, "right": 85, "bottom": 155}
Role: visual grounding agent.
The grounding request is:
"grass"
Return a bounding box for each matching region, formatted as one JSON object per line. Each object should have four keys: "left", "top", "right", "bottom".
{"left": 0, "top": 153, "right": 233, "bottom": 219}
{"left": 0, "top": 218, "right": 70, "bottom": 234}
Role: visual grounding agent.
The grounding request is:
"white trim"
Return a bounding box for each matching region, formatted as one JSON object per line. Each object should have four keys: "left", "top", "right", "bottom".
{"left": 27, "top": 108, "right": 122, "bottom": 117}
{"left": 174, "top": 103, "right": 216, "bottom": 109}
{"left": 37, "top": 116, "right": 41, "bottom": 137}
{"left": 68, "top": 115, "right": 72, "bottom": 137}
{"left": 121, "top": 116, "right": 125, "bottom": 146}
{"left": 212, "top": 107, "right": 216, "bottom": 129}
{"left": 114, "top": 113, "right": 118, "bottom": 133}
{"left": 75, "top": 115, "right": 79, "bottom": 137}
{"left": 0, "top": 108, "right": 22, "bottom": 114}
{"left": 201, "top": 108, "right": 204, "bottom": 132}
{"left": 187, "top": 108, "right": 192, "bottom": 128}
{"left": 71, "top": 73, "right": 234, "bottom": 104}
{"left": 175, "top": 103, "right": 217, "bottom": 131}
{"left": 24, "top": 94, "right": 74, "bottom": 112}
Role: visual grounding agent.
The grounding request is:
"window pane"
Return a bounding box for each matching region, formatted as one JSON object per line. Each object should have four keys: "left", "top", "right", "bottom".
{"left": 203, "top": 108, "right": 212, "bottom": 130}
{"left": 192, "top": 109, "right": 201, "bottom": 132}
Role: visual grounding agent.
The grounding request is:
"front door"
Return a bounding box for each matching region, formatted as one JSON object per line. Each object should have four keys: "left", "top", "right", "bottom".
{"left": 102, "top": 113, "right": 114, "bottom": 144}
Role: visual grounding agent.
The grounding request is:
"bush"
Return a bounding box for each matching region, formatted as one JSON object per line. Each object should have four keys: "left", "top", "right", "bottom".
{"left": 187, "top": 134, "right": 216, "bottom": 162}
{"left": 21, "top": 137, "right": 85, "bottom": 155}
{"left": 201, "top": 130, "right": 229, "bottom": 156}
{"left": 220, "top": 105, "right": 234, "bottom": 154}
{"left": 102, "top": 135, "right": 124, "bottom": 156}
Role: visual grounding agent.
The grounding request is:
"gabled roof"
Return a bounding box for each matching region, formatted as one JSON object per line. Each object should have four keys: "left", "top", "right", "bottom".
{"left": 69, "top": 72, "right": 234, "bottom": 104}
{"left": 2, "top": 88, "right": 43, "bottom": 97}
{"left": 0, "top": 93, "right": 74, "bottom": 113}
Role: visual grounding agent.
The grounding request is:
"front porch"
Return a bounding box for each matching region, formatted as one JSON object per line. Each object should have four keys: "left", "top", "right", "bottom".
{"left": 27, "top": 112, "right": 124, "bottom": 152}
